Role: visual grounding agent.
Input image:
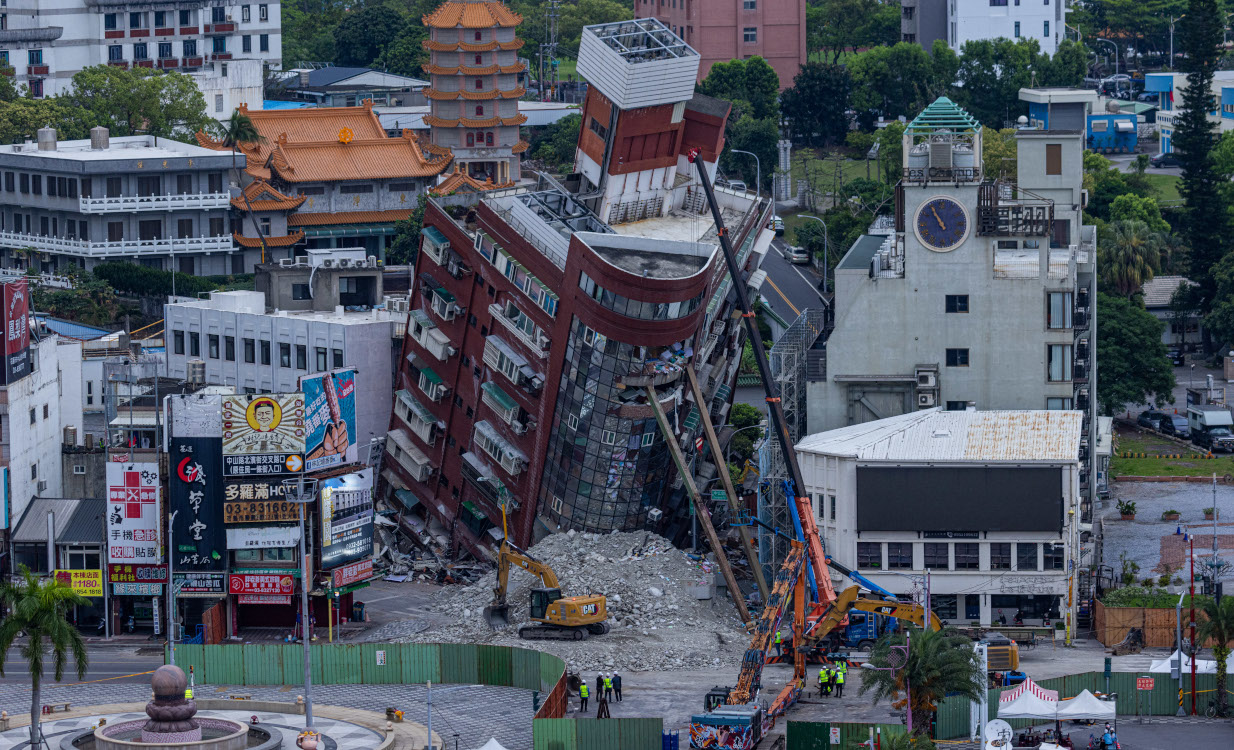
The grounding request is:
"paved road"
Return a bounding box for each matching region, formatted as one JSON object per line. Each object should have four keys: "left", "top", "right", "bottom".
{"left": 759, "top": 237, "right": 828, "bottom": 330}
{"left": 0, "top": 646, "right": 163, "bottom": 687}
{"left": 1107, "top": 152, "right": 1182, "bottom": 177}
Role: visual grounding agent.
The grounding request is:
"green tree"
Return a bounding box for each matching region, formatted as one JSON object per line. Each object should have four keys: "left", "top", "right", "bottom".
{"left": 954, "top": 38, "right": 1041, "bottom": 126}
{"left": 0, "top": 567, "right": 90, "bottom": 747}
{"left": 31, "top": 269, "right": 121, "bottom": 326}
{"left": 859, "top": 627, "right": 986, "bottom": 736}
{"left": 1096, "top": 292, "right": 1175, "bottom": 414}
{"left": 386, "top": 198, "right": 428, "bottom": 266}
{"left": 781, "top": 63, "right": 852, "bottom": 146}
{"left": 66, "top": 66, "right": 208, "bottom": 137}
{"left": 982, "top": 128, "right": 1019, "bottom": 181}
{"left": 280, "top": 0, "right": 345, "bottom": 65}
{"left": 1196, "top": 597, "right": 1234, "bottom": 715}
{"left": 0, "top": 98, "right": 93, "bottom": 143}
{"left": 1038, "top": 40, "right": 1089, "bottom": 87}
{"left": 1108, "top": 194, "right": 1171, "bottom": 233}
{"left": 721, "top": 114, "right": 780, "bottom": 192}
{"left": 1203, "top": 253, "right": 1234, "bottom": 349}
{"left": 849, "top": 41, "right": 957, "bottom": 124}
{"left": 333, "top": 5, "right": 404, "bottom": 67}
{"left": 1174, "top": 0, "right": 1227, "bottom": 317}
{"left": 213, "top": 110, "right": 267, "bottom": 179}
{"left": 375, "top": 23, "right": 430, "bottom": 78}
{"left": 529, "top": 114, "right": 581, "bottom": 172}
{"left": 0, "top": 63, "right": 19, "bottom": 102}
{"left": 1098, "top": 220, "right": 1166, "bottom": 297}
{"left": 698, "top": 57, "right": 780, "bottom": 121}
{"left": 875, "top": 121, "right": 906, "bottom": 183}
{"left": 728, "top": 403, "right": 763, "bottom": 430}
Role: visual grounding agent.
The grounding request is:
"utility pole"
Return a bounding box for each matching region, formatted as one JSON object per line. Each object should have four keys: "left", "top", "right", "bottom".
{"left": 1189, "top": 534, "right": 1197, "bottom": 715}
{"left": 284, "top": 476, "right": 320, "bottom": 733}
{"left": 168, "top": 510, "right": 178, "bottom": 666}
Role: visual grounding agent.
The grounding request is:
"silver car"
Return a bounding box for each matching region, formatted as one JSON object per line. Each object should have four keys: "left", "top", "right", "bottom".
{"left": 783, "top": 245, "right": 810, "bottom": 264}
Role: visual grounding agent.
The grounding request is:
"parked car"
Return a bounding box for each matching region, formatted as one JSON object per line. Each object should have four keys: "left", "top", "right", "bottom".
{"left": 1137, "top": 91, "right": 1159, "bottom": 103}
{"left": 1137, "top": 410, "right": 1168, "bottom": 431}
{"left": 1194, "top": 425, "right": 1234, "bottom": 452}
{"left": 783, "top": 245, "right": 811, "bottom": 264}
{"left": 1162, "top": 414, "right": 1191, "bottom": 439}
{"left": 770, "top": 216, "right": 785, "bottom": 235}
{"left": 1168, "top": 347, "right": 1185, "bottom": 366}
{"left": 727, "top": 180, "right": 748, "bottom": 193}
{"left": 1151, "top": 152, "right": 1182, "bottom": 168}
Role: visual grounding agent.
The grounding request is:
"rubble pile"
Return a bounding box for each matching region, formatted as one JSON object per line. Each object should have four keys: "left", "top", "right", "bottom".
{"left": 390, "top": 529, "right": 752, "bottom": 672}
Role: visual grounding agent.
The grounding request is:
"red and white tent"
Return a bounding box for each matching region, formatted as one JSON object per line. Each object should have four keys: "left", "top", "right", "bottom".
{"left": 997, "top": 678, "right": 1060, "bottom": 720}
{"left": 999, "top": 677, "right": 1059, "bottom": 703}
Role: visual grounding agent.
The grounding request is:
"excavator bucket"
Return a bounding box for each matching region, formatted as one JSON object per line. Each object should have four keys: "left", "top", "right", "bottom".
{"left": 484, "top": 603, "right": 510, "bottom": 629}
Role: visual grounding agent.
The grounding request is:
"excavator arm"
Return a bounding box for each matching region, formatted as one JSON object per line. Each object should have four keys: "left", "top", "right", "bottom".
{"left": 801, "top": 586, "right": 942, "bottom": 648}
{"left": 729, "top": 543, "right": 806, "bottom": 705}
{"left": 485, "top": 542, "right": 561, "bottom": 628}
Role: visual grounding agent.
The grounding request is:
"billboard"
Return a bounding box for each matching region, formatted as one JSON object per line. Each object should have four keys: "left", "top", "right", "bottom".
{"left": 53, "top": 570, "right": 104, "bottom": 597}
{"left": 223, "top": 476, "right": 301, "bottom": 523}
{"left": 106, "top": 462, "right": 161, "bottom": 564}
{"left": 1, "top": 278, "right": 30, "bottom": 385}
{"left": 855, "top": 466, "right": 1064, "bottom": 533}
{"left": 229, "top": 572, "right": 294, "bottom": 596}
{"left": 222, "top": 394, "right": 305, "bottom": 477}
{"left": 301, "top": 369, "right": 358, "bottom": 472}
{"left": 225, "top": 525, "right": 301, "bottom": 549}
{"left": 108, "top": 564, "right": 167, "bottom": 583}
{"left": 169, "top": 438, "right": 226, "bottom": 571}
{"left": 319, "top": 469, "right": 374, "bottom": 569}
{"left": 174, "top": 571, "right": 227, "bottom": 595}
{"left": 331, "top": 558, "right": 372, "bottom": 589}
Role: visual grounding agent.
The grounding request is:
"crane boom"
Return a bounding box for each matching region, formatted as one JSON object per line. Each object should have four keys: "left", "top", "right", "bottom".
{"left": 687, "top": 150, "right": 836, "bottom": 606}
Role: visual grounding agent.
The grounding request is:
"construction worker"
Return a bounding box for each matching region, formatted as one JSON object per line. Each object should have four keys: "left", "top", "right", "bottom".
{"left": 774, "top": 630, "right": 783, "bottom": 657}
{"left": 578, "top": 681, "right": 589, "bottom": 712}
{"left": 595, "top": 673, "right": 603, "bottom": 701}
{"left": 185, "top": 687, "right": 193, "bottom": 700}
{"left": 824, "top": 665, "right": 835, "bottom": 696}
{"left": 834, "top": 663, "right": 845, "bottom": 698}
{"left": 603, "top": 673, "right": 614, "bottom": 701}
{"left": 817, "top": 667, "right": 829, "bottom": 698}
{"left": 612, "top": 671, "right": 622, "bottom": 702}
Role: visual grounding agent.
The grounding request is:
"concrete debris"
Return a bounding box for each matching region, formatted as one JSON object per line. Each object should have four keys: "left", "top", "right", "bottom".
{"left": 384, "top": 530, "right": 750, "bottom": 672}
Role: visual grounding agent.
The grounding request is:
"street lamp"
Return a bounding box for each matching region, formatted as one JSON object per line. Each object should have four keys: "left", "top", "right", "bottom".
{"left": 1096, "top": 38, "right": 1119, "bottom": 77}
{"left": 1190, "top": 363, "right": 1196, "bottom": 391}
{"left": 862, "top": 638, "right": 911, "bottom": 732}
{"left": 1169, "top": 17, "right": 1184, "bottom": 67}
{"left": 799, "top": 214, "right": 831, "bottom": 293}
{"left": 283, "top": 475, "right": 320, "bottom": 735}
{"left": 168, "top": 509, "right": 179, "bottom": 666}
{"left": 730, "top": 149, "right": 761, "bottom": 201}
{"left": 424, "top": 682, "right": 475, "bottom": 750}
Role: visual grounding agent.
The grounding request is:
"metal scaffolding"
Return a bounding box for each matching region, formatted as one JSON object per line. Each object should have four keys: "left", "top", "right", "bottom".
{"left": 758, "top": 308, "right": 828, "bottom": 572}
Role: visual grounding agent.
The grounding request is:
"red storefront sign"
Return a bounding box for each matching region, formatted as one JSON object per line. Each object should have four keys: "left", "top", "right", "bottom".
{"left": 1136, "top": 677, "right": 1155, "bottom": 691}
{"left": 108, "top": 564, "right": 168, "bottom": 583}
{"left": 237, "top": 594, "right": 292, "bottom": 605}
{"left": 331, "top": 558, "right": 372, "bottom": 589}
{"left": 228, "top": 573, "right": 294, "bottom": 596}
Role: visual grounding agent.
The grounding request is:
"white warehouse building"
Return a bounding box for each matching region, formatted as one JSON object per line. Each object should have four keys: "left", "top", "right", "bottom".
{"left": 796, "top": 408, "right": 1083, "bottom": 631}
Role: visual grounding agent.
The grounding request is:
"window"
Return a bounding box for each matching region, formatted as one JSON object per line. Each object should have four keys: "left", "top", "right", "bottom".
{"left": 1047, "top": 291, "right": 1072, "bottom": 329}
{"left": 295, "top": 344, "right": 307, "bottom": 370}
{"left": 743, "top": 27, "right": 757, "bottom": 43}
{"left": 955, "top": 543, "right": 979, "bottom": 569}
{"left": 924, "top": 543, "right": 949, "bottom": 569}
{"left": 887, "top": 542, "right": 913, "bottom": 569}
{"left": 241, "top": 5, "right": 250, "bottom": 21}
{"left": 158, "top": 42, "right": 172, "bottom": 59}
{"left": 42, "top": 404, "right": 48, "bottom": 420}
{"left": 1044, "top": 542, "right": 1065, "bottom": 570}
{"left": 137, "top": 175, "right": 160, "bottom": 196}
{"left": 155, "top": 10, "right": 167, "bottom": 26}
{"left": 243, "top": 338, "right": 255, "bottom": 363}
{"left": 990, "top": 0, "right": 1008, "bottom": 5}
{"left": 208, "top": 173, "right": 223, "bottom": 193}
{"left": 108, "top": 45, "right": 124, "bottom": 61}
{"left": 30, "top": 463, "right": 37, "bottom": 480}
{"left": 1045, "top": 143, "right": 1062, "bottom": 175}
{"left": 743, "top": 0, "right": 756, "bottom": 7}
{"left": 991, "top": 543, "right": 1012, "bottom": 570}
{"left": 857, "top": 542, "right": 881, "bottom": 569}
{"left": 259, "top": 34, "right": 269, "bottom": 52}
{"left": 315, "top": 347, "right": 327, "bottom": 371}
{"left": 207, "top": 334, "right": 219, "bottom": 359}
{"left": 474, "top": 31, "right": 482, "bottom": 41}
{"left": 173, "top": 330, "right": 185, "bottom": 355}
{"left": 129, "top": 12, "right": 144, "bottom": 28}
{"left": 475, "top": 105, "right": 484, "bottom": 117}
{"left": 3, "top": 172, "right": 11, "bottom": 192}
{"left": 930, "top": 594, "right": 957, "bottom": 620}
{"left": 945, "top": 294, "right": 969, "bottom": 313}
{"left": 259, "top": 4, "right": 268, "bottom": 21}
{"left": 183, "top": 39, "right": 197, "bottom": 57}
{"left": 279, "top": 342, "right": 290, "bottom": 368}
{"left": 176, "top": 218, "right": 193, "bottom": 238}
{"left": 189, "top": 332, "right": 200, "bottom": 357}
{"left": 180, "top": 10, "right": 191, "bottom": 25}
{"left": 28, "top": 408, "right": 35, "bottom": 424}
{"left": 1046, "top": 397, "right": 1073, "bottom": 410}
{"left": 1047, "top": 344, "right": 1072, "bottom": 382}
{"left": 213, "top": 36, "right": 226, "bottom": 53}
{"left": 18, "top": 173, "right": 27, "bottom": 193}
{"left": 588, "top": 117, "right": 608, "bottom": 140}
{"left": 1014, "top": 21, "right": 1020, "bottom": 37}
{"left": 946, "top": 401, "right": 968, "bottom": 411}
{"left": 829, "top": 495, "right": 836, "bottom": 521}
{"left": 212, "top": 6, "right": 225, "bottom": 23}
{"left": 28, "top": 49, "right": 41, "bottom": 65}
{"left": 107, "top": 222, "right": 124, "bottom": 242}
{"left": 209, "top": 217, "right": 224, "bottom": 236}
{"left": 339, "top": 184, "right": 372, "bottom": 194}
{"left": 1044, "top": 21, "right": 1049, "bottom": 37}
{"left": 291, "top": 283, "right": 310, "bottom": 300}
{"left": 105, "top": 13, "right": 118, "bottom": 30}
{"left": 945, "top": 348, "right": 969, "bottom": 367}
{"left": 333, "top": 348, "right": 344, "bottom": 368}
{"left": 1017, "top": 543, "right": 1039, "bottom": 571}
{"left": 224, "top": 335, "right": 235, "bottom": 361}
{"left": 242, "top": 35, "right": 251, "bottom": 53}
{"left": 260, "top": 340, "right": 271, "bottom": 365}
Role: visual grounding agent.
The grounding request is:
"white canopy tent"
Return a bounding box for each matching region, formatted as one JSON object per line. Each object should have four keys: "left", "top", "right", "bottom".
{"left": 1149, "top": 649, "right": 1234, "bottom": 674}
{"left": 1056, "top": 690, "right": 1116, "bottom": 721}
{"left": 470, "top": 740, "right": 510, "bottom": 750}
{"left": 997, "top": 690, "right": 1060, "bottom": 720}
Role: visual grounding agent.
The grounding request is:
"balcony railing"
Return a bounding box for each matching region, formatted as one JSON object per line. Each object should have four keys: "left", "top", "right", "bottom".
{"left": 27, "top": 65, "right": 49, "bottom": 75}
{"left": 157, "top": 57, "right": 179, "bottom": 68}
{"left": 488, "top": 302, "right": 548, "bottom": 359}
{"left": 79, "top": 192, "right": 230, "bottom": 213}
{"left": 0, "top": 230, "right": 233, "bottom": 258}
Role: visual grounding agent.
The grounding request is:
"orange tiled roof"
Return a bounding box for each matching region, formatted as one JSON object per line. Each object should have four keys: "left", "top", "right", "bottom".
{"left": 422, "top": 38, "right": 524, "bottom": 52}
{"left": 425, "top": 86, "right": 525, "bottom": 101}
{"left": 288, "top": 209, "right": 416, "bottom": 227}
{"left": 264, "top": 130, "right": 451, "bottom": 183}
{"left": 423, "top": 113, "right": 527, "bottom": 128}
{"left": 511, "top": 139, "right": 530, "bottom": 154}
{"left": 230, "top": 180, "right": 306, "bottom": 211}
{"left": 423, "top": 61, "right": 527, "bottom": 76}
{"left": 233, "top": 231, "right": 305, "bottom": 248}
{"left": 430, "top": 163, "right": 516, "bottom": 196}
{"left": 423, "top": 1, "right": 522, "bottom": 29}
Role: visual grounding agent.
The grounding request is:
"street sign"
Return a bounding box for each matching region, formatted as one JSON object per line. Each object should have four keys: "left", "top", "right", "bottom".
{"left": 1136, "top": 677, "right": 1154, "bottom": 691}
{"left": 695, "top": 436, "right": 704, "bottom": 451}
{"left": 711, "top": 489, "right": 728, "bottom": 502}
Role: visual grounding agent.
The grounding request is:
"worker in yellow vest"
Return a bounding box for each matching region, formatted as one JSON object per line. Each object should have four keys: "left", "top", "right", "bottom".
{"left": 578, "top": 682, "right": 589, "bottom": 712}
{"left": 603, "top": 674, "right": 614, "bottom": 701}
{"left": 834, "top": 664, "right": 846, "bottom": 698}
{"left": 773, "top": 630, "right": 783, "bottom": 657}
{"left": 817, "top": 667, "right": 829, "bottom": 698}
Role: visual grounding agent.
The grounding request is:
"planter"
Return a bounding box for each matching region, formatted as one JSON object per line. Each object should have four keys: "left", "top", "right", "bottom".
{"left": 1205, "top": 512, "right": 1218, "bottom": 521}
{"left": 1121, "top": 514, "right": 1136, "bottom": 521}
{"left": 1162, "top": 513, "right": 1180, "bottom": 521}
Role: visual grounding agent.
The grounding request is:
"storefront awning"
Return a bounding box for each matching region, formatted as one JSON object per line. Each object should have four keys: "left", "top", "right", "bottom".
{"left": 481, "top": 381, "right": 517, "bottom": 412}
{"left": 421, "top": 226, "right": 449, "bottom": 246}
{"left": 419, "top": 366, "right": 443, "bottom": 386}
{"left": 109, "top": 412, "right": 159, "bottom": 428}
{"left": 683, "top": 405, "right": 701, "bottom": 431}
{"left": 394, "top": 489, "right": 422, "bottom": 510}
{"left": 410, "top": 309, "right": 435, "bottom": 328}
{"left": 713, "top": 383, "right": 732, "bottom": 403}
{"left": 396, "top": 390, "right": 436, "bottom": 425}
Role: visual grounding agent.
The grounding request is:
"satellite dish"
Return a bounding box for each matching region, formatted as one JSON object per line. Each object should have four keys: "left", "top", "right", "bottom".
{"left": 985, "top": 719, "right": 1014, "bottom": 749}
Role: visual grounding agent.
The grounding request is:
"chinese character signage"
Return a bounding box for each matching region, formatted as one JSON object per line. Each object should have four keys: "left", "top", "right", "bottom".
{"left": 222, "top": 394, "right": 305, "bottom": 464}
{"left": 2, "top": 278, "right": 30, "bottom": 385}
{"left": 53, "top": 569, "right": 103, "bottom": 597}
{"left": 175, "top": 571, "right": 226, "bottom": 595}
{"left": 320, "top": 469, "right": 374, "bottom": 570}
{"left": 225, "top": 525, "right": 301, "bottom": 549}
{"left": 223, "top": 477, "right": 300, "bottom": 523}
{"left": 331, "top": 558, "right": 372, "bottom": 589}
{"left": 106, "top": 462, "right": 160, "bottom": 564}
{"left": 108, "top": 564, "right": 168, "bottom": 583}
{"left": 224, "top": 453, "right": 304, "bottom": 476}
{"left": 170, "top": 437, "right": 225, "bottom": 571}
{"left": 229, "top": 572, "right": 295, "bottom": 596}
{"left": 113, "top": 582, "right": 163, "bottom": 596}
{"left": 301, "top": 369, "right": 358, "bottom": 472}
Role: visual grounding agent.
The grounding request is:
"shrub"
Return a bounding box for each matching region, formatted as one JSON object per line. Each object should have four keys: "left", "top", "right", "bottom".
{"left": 1101, "top": 586, "right": 1212, "bottom": 609}
{"left": 1117, "top": 499, "right": 1137, "bottom": 516}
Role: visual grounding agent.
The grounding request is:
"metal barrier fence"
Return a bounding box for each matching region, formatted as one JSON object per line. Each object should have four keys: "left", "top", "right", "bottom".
{"left": 532, "top": 718, "right": 664, "bottom": 750}
{"left": 787, "top": 721, "right": 906, "bottom": 749}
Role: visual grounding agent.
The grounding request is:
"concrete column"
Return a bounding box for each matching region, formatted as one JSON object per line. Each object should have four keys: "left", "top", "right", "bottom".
{"left": 979, "top": 593, "right": 992, "bottom": 626}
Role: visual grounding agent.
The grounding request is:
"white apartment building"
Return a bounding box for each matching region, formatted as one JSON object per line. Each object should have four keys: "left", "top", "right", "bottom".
{"left": 2, "top": 335, "right": 85, "bottom": 526}
{"left": 163, "top": 251, "right": 404, "bottom": 450}
{"left": 0, "top": 0, "right": 280, "bottom": 103}
{"left": 797, "top": 409, "right": 1083, "bottom": 630}
{"left": 902, "top": 0, "right": 1067, "bottom": 56}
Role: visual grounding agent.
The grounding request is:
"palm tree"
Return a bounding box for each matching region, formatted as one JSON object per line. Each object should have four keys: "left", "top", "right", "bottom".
{"left": 850, "top": 732, "right": 936, "bottom": 750}
{"left": 859, "top": 627, "right": 986, "bottom": 737}
{"left": 0, "top": 566, "right": 90, "bottom": 746}
{"left": 1196, "top": 597, "right": 1234, "bottom": 716}
{"left": 1098, "top": 220, "right": 1165, "bottom": 298}
{"left": 213, "top": 111, "right": 266, "bottom": 182}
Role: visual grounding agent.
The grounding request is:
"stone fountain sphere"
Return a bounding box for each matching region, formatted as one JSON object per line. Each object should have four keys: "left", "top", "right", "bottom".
{"left": 151, "top": 666, "right": 189, "bottom": 699}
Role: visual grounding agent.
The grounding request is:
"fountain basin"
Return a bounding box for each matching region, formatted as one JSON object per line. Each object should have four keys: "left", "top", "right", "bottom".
{"left": 63, "top": 719, "right": 278, "bottom": 750}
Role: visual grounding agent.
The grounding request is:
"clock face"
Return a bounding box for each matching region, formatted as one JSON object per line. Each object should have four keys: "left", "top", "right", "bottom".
{"left": 915, "top": 196, "right": 969, "bottom": 252}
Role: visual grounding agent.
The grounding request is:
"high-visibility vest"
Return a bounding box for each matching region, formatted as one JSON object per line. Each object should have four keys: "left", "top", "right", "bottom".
{"left": 604, "top": 677, "right": 613, "bottom": 689}
{"left": 579, "top": 684, "right": 589, "bottom": 698}
{"left": 185, "top": 688, "right": 193, "bottom": 699}
{"left": 774, "top": 631, "right": 782, "bottom": 644}
{"left": 835, "top": 671, "right": 845, "bottom": 684}
{"left": 818, "top": 671, "right": 827, "bottom": 684}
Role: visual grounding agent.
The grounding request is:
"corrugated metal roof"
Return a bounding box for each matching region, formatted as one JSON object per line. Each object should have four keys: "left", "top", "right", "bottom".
{"left": 12, "top": 498, "right": 103, "bottom": 544}
{"left": 35, "top": 316, "right": 111, "bottom": 341}
{"left": 1141, "top": 275, "right": 1196, "bottom": 308}
{"left": 797, "top": 409, "right": 1082, "bottom": 463}
{"left": 61, "top": 498, "right": 106, "bottom": 544}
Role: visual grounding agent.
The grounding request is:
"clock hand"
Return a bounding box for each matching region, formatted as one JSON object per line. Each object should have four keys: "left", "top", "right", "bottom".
{"left": 931, "top": 206, "right": 947, "bottom": 231}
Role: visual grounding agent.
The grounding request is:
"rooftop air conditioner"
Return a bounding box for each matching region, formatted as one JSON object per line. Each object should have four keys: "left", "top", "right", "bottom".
{"left": 917, "top": 392, "right": 936, "bottom": 408}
